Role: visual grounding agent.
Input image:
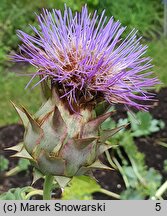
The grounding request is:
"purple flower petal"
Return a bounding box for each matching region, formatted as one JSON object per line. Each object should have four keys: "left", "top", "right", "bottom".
{"left": 12, "top": 5, "right": 159, "bottom": 110}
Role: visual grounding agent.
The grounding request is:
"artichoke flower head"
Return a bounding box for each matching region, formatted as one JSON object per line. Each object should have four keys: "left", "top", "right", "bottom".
{"left": 9, "top": 5, "right": 159, "bottom": 186}
{"left": 9, "top": 83, "right": 121, "bottom": 186}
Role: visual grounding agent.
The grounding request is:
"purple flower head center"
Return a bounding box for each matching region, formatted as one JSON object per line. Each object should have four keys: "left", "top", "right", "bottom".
{"left": 12, "top": 5, "right": 159, "bottom": 111}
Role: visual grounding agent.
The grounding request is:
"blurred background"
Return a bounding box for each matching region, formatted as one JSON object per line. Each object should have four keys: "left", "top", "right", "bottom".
{"left": 0, "top": 0, "right": 167, "bottom": 200}
{"left": 0, "top": 0, "right": 167, "bottom": 125}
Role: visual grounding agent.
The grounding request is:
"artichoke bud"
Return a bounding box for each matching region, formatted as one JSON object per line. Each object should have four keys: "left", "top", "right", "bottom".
{"left": 9, "top": 87, "right": 124, "bottom": 180}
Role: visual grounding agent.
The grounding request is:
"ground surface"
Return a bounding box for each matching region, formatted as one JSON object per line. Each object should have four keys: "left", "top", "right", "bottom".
{"left": 0, "top": 88, "right": 167, "bottom": 199}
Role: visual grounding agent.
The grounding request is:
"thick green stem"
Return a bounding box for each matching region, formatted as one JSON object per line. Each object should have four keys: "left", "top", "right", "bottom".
{"left": 5, "top": 167, "right": 20, "bottom": 177}
{"left": 128, "top": 156, "right": 146, "bottom": 186}
{"left": 100, "top": 188, "right": 120, "bottom": 199}
{"left": 113, "top": 157, "right": 130, "bottom": 188}
{"left": 43, "top": 175, "right": 54, "bottom": 200}
{"left": 105, "top": 150, "right": 118, "bottom": 170}
{"left": 25, "top": 190, "right": 43, "bottom": 200}
{"left": 152, "top": 180, "right": 167, "bottom": 200}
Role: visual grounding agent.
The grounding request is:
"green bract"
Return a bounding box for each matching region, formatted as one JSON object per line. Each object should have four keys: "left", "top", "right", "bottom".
{"left": 8, "top": 85, "right": 125, "bottom": 185}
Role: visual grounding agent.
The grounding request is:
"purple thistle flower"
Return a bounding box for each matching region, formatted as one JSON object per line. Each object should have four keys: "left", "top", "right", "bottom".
{"left": 12, "top": 5, "right": 159, "bottom": 111}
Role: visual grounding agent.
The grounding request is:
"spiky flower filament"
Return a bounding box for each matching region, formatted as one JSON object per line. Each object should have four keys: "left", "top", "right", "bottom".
{"left": 12, "top": 6, "right": 159, "bottom": 111}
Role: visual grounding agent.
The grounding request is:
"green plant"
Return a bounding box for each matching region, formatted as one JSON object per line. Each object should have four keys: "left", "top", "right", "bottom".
{"left": 0, "top": 71, "right": 41, "bottom": 126}
{"left": 62, "top": 176, "right": 101, "bottom": 200}
{"left": 0, "top": 0, "right": 42, "bottom": 68}
{"left": 0, "top": 155, "right": 9, "bottom": 172}
{"left": 127, "top": 111, "right": 165, "bottom": 137}
{"left": 102, "top": 111, "right": 164, "bottom": 199}
{"left": 0, "top": 187, "right": 43, "bottom": 200}
{"left": 5, "top": 158, "right": 30, "bottom": 177}
{"left": 62, "top": 175, "right": 120, "bottom": 200}
{"left": 102, "top": 110, "right": 165, "bottom": 138}
{"left": 147, "top": 38, "right": 167, "bottom": 86}
{"left": 99, "top": 0, "right": 163, "bottom": 40}
{"left": 110, "top": 131, "right": 162, "bottom": 199}
{"left": 164, "top": 160, "right": 167, "bottom": 172}
{"left": 2, "top": 3, "right": 162, "bottom": 201}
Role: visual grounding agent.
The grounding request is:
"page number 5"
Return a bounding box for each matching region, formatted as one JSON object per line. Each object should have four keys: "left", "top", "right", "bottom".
{"left": 155, "top": 203, "right": 161, "bottom": 211}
